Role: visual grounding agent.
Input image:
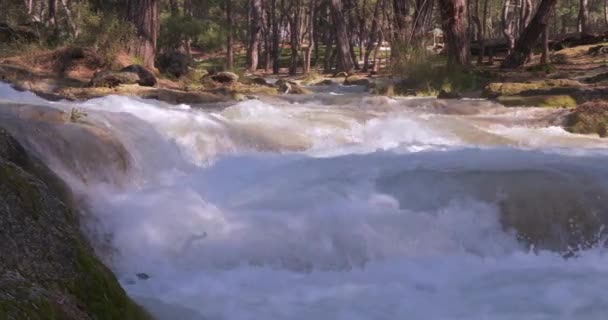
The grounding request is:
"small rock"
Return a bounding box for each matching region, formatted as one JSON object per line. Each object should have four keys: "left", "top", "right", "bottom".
{"left": 89, "top": 70, "right": 140, "bottom": 88}
{"left": 333, "top": 72, "right": 349, "bottom": 78}
{"left": 121, "top": 65, "right": 157, "bottom": 87}
{"left": 136, "top": 273, "right": 150, "bottom": 280}
{"left": 276, "top": 79, "right": 292, "bottom": 93}
{"left": 314, "top": 79, "right": 336, "bottom": 86}
{"left": 275, "top": 79, "right": 312, "bottom": 94}
{"left": 212, "top": 71, "right": 239, "bottom": 84}
{"left": 437, "top": 90, "right": 462, "bottom": 99}
{"left": 251, "top": 77, "right": 270, "bottom": 86}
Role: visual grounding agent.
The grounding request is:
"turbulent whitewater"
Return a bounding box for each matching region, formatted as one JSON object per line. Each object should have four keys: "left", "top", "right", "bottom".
{"left": 4, "top": 83, "right": 608, "bottom": 319}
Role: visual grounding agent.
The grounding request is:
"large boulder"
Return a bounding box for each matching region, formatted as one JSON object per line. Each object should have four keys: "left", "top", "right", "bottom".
{"left": 121, "top": 65, "right": 157, "bottom": 87}
{"left": 566, "top": 100, "right": 608, "bottom": 137}
{"left": 344, "top": 75, "right": 371, "bottom": 86}
{"left": 89, "top": 70, "right": 140, "bottom": 88}
{"left": 0, "top": 127, "right": 150, "bottom": 320}
{"left": 211, "top": 71, "right": 239, "bottom": 84}
{"left": 157, "top": 52, "right": 191, "bottom": 78}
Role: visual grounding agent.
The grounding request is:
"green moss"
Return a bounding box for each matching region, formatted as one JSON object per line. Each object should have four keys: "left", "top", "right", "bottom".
{"left": 497, "top": 95, "right": 577, "bottom": 108}
{"left": 0, "top": 298, "right": 67, "bottom": 320}
{"left": 0, "top": 162, "right": 43, "bottom": 219}
{"left": 484, "top": 79, "right": 582, "bottom": 97}
{"left": 69, "top": 243, "right": 150, "bottom": 320}
{"left": 566, "top": 101, "right": 608, "bottom": 137}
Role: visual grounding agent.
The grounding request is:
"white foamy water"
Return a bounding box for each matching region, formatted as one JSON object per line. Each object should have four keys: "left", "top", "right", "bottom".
{"left": 3, "top": 83, "right": 608, "bottom": 319}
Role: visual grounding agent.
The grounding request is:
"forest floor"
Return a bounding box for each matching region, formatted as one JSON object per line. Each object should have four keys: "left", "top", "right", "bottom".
{"left": 1, "top": 42, "right": 608, "bottom": 107}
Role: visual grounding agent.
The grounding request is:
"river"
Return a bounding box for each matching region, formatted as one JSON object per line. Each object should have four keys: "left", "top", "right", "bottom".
{"left": 3, "top": 83, "right": 608, "bottom": 319}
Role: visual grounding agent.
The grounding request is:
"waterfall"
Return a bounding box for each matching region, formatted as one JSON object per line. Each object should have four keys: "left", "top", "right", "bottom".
{"left": 3, "top": 82, "right": 608, "bottom": 319}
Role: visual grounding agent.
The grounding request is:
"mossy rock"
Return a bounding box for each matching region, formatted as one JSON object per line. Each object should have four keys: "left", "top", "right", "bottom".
{"left": 566, "top": 100, "right": 608, "bottom": 137}
{"left": 314, "top": 79, "right": 336, "bottom": 86}
{"left": 275, "top": 79, "right": 312, "bottom": 94}
{"left": 369, "top": 79, "right": 395, "bottom": 96}
{"left": 484, "top": 79, "right": 582, "bottom": 97}
{"left": 89, "top": 70, "right": 140, "bottom": 88}
{"left": 229, "top": 83, "right": 278, "bottom": 96}
{"left": 497, "top": 95, "right": 577, "bottom": 108}
{"left": 344, "top": 75, "right": 371, "bottom": 86}
{"left": 299, "top": 72, "right": 326, "bottom": 85}
{"left": 0, "top": 128, "right": 150, "bottom": 320}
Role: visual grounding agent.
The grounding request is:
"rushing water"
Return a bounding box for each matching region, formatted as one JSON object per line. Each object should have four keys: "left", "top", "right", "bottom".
{"left": 3, "top": 83, "right": 608, "bottom": 319}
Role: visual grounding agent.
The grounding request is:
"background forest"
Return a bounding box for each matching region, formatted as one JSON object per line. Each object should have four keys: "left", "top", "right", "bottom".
{"left": 1, "top": 0, "right": 608, "bottom": 90}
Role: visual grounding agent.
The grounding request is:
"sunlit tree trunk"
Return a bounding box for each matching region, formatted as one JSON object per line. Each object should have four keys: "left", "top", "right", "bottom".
{"left": 304, "top": 0, "right": 317, "bottom": 74}
{"left": 127, "top": 0, "right": 159, "bottom": 69}
{"left": 578, "top": 0, "right": 591, "bottom": 36}
{"left": 363, "top": 0, "right": 383, "bottom": 72}
{"left": 438, "top": 0, "right": 470, "bottom": 66}
{"left": 502, "top": 0, "right": 558, "bottom": 68}
{"left": 226, "top": 0, "right": 234, "bottom": 70}
{"left": 330, "top": 0, "right": 354, "bottom": 73}
{"left": 248, "top": 0, "right": 263, "bottom": 72}
{"left": 502, "top": 0, "right": 516, "bottom": 53}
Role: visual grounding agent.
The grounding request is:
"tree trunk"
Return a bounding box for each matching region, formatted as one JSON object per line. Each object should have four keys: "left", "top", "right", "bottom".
{"left": 372, "top": 29, "right": 384, "bottom": 73}
{"left": 502, "top": 0, "right": 515, "bottom": 53}
{"left": 393, "top": 0, "right": 411, "bottom": 43}
{"left": 271, "top": 0, "right": 281, "bottom": 74}
{"left": 226, "top": 0, "right": 234, "bottom": 70}
{"left": 579, "top": 0, "right": 591, "bottom": 36}
{"left": 330, "top": 0, "right": 354, "bottom": 73}
{"left": 412, "top": 0, "right": 434, "bottom": 43}
{"left": 183, "top": 0, "right": 192, "bottom": 58}
{"left": 169, "top": 0, "right": 178, "bottom": 15}
{"left": 127, "top": 0, "right": 159, "bottom": 69}
{"left": 540, "top": 27, "right": 549, "bottom": 64}
{"left": 59, "top": 0, "right": 79, "bottom": 37}
{"left": 304, "top": 0, "right": 317, "bottom": 74}
{"left": 480, "top": 0, "right": 489, "bottom": 64}
{"left": 248, "top": 0, "right": 263, "bottom": 72}
{"left": 605, "top": 0, "right": 608, "bottom": 27}
{"left": 502, "top": 0, "right": 558, "bottom": 68}
{"left": 438, "top": 0, "right": 470, "bottom": 66}
{"left": 363, "top": 0, "right": 383, "bottom": 72}
{"left": 47, "top": 0, "right": 57, "bottom": 27}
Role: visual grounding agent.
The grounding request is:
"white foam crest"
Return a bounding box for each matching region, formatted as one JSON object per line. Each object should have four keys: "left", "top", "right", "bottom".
{"left": 86, "top": 150, "right": 608, "bottom": 320}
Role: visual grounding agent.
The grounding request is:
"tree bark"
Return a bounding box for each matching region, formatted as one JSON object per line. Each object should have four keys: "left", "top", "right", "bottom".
{"left": 605, "top": 0, "right": 608, "bottom": 27}
{"left": 540, "top": 27, "right": 549, "bottom": 64}
{"left": 47, "top": 0, "right": 57, "bottom": 27}
{"left": 271, "top": 0, "right": 280, "bottom": 74}
{"left": 330, "top": 0, "right": 354, "bottom": 73}
{"left": 412, "top": 0, "right": 434, "bottom": 43}
{"left": 480, "top": 0, "right": 489, "bottom": 64}
{"left": 579, "top": 0, "right": 591, "bottom": 36}
{"left": 363, "top": 0, "right": 383, "bottom": 72}
{"left": 226, "top": 0, "right": 234, "bottom": 70}
{"left": 127, "top": 0, "right": 159, "bottom": 69}
{"left": 438, "top": 0, "right": 470, "bottom": 66}
{"left": 169, "top": 0, "right": 178, "bottom": 15}
{"left": 248, "top": 0, "right": 263, "bottom": 72}
{"left": 502, "top": 0, "right": 515, "bottom": 53}
{"left": 304, "top": 0, "right": 317, "bottom": 74}
{"left": 59, "top": 0, "right": 79, "bottom": 36}
{"left": 502, "top": 0, "right": 558, "bottom": 68}
{"left": 393, "top": 0, "right": 411, "bottom": 43}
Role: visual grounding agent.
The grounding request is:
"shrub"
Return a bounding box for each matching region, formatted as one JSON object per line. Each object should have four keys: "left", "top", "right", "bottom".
{"left": 74, "top": 5, "right": 135, "bottom": 65}
{"left": 391, "top": 43, "right": 486, "bottom": 96}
